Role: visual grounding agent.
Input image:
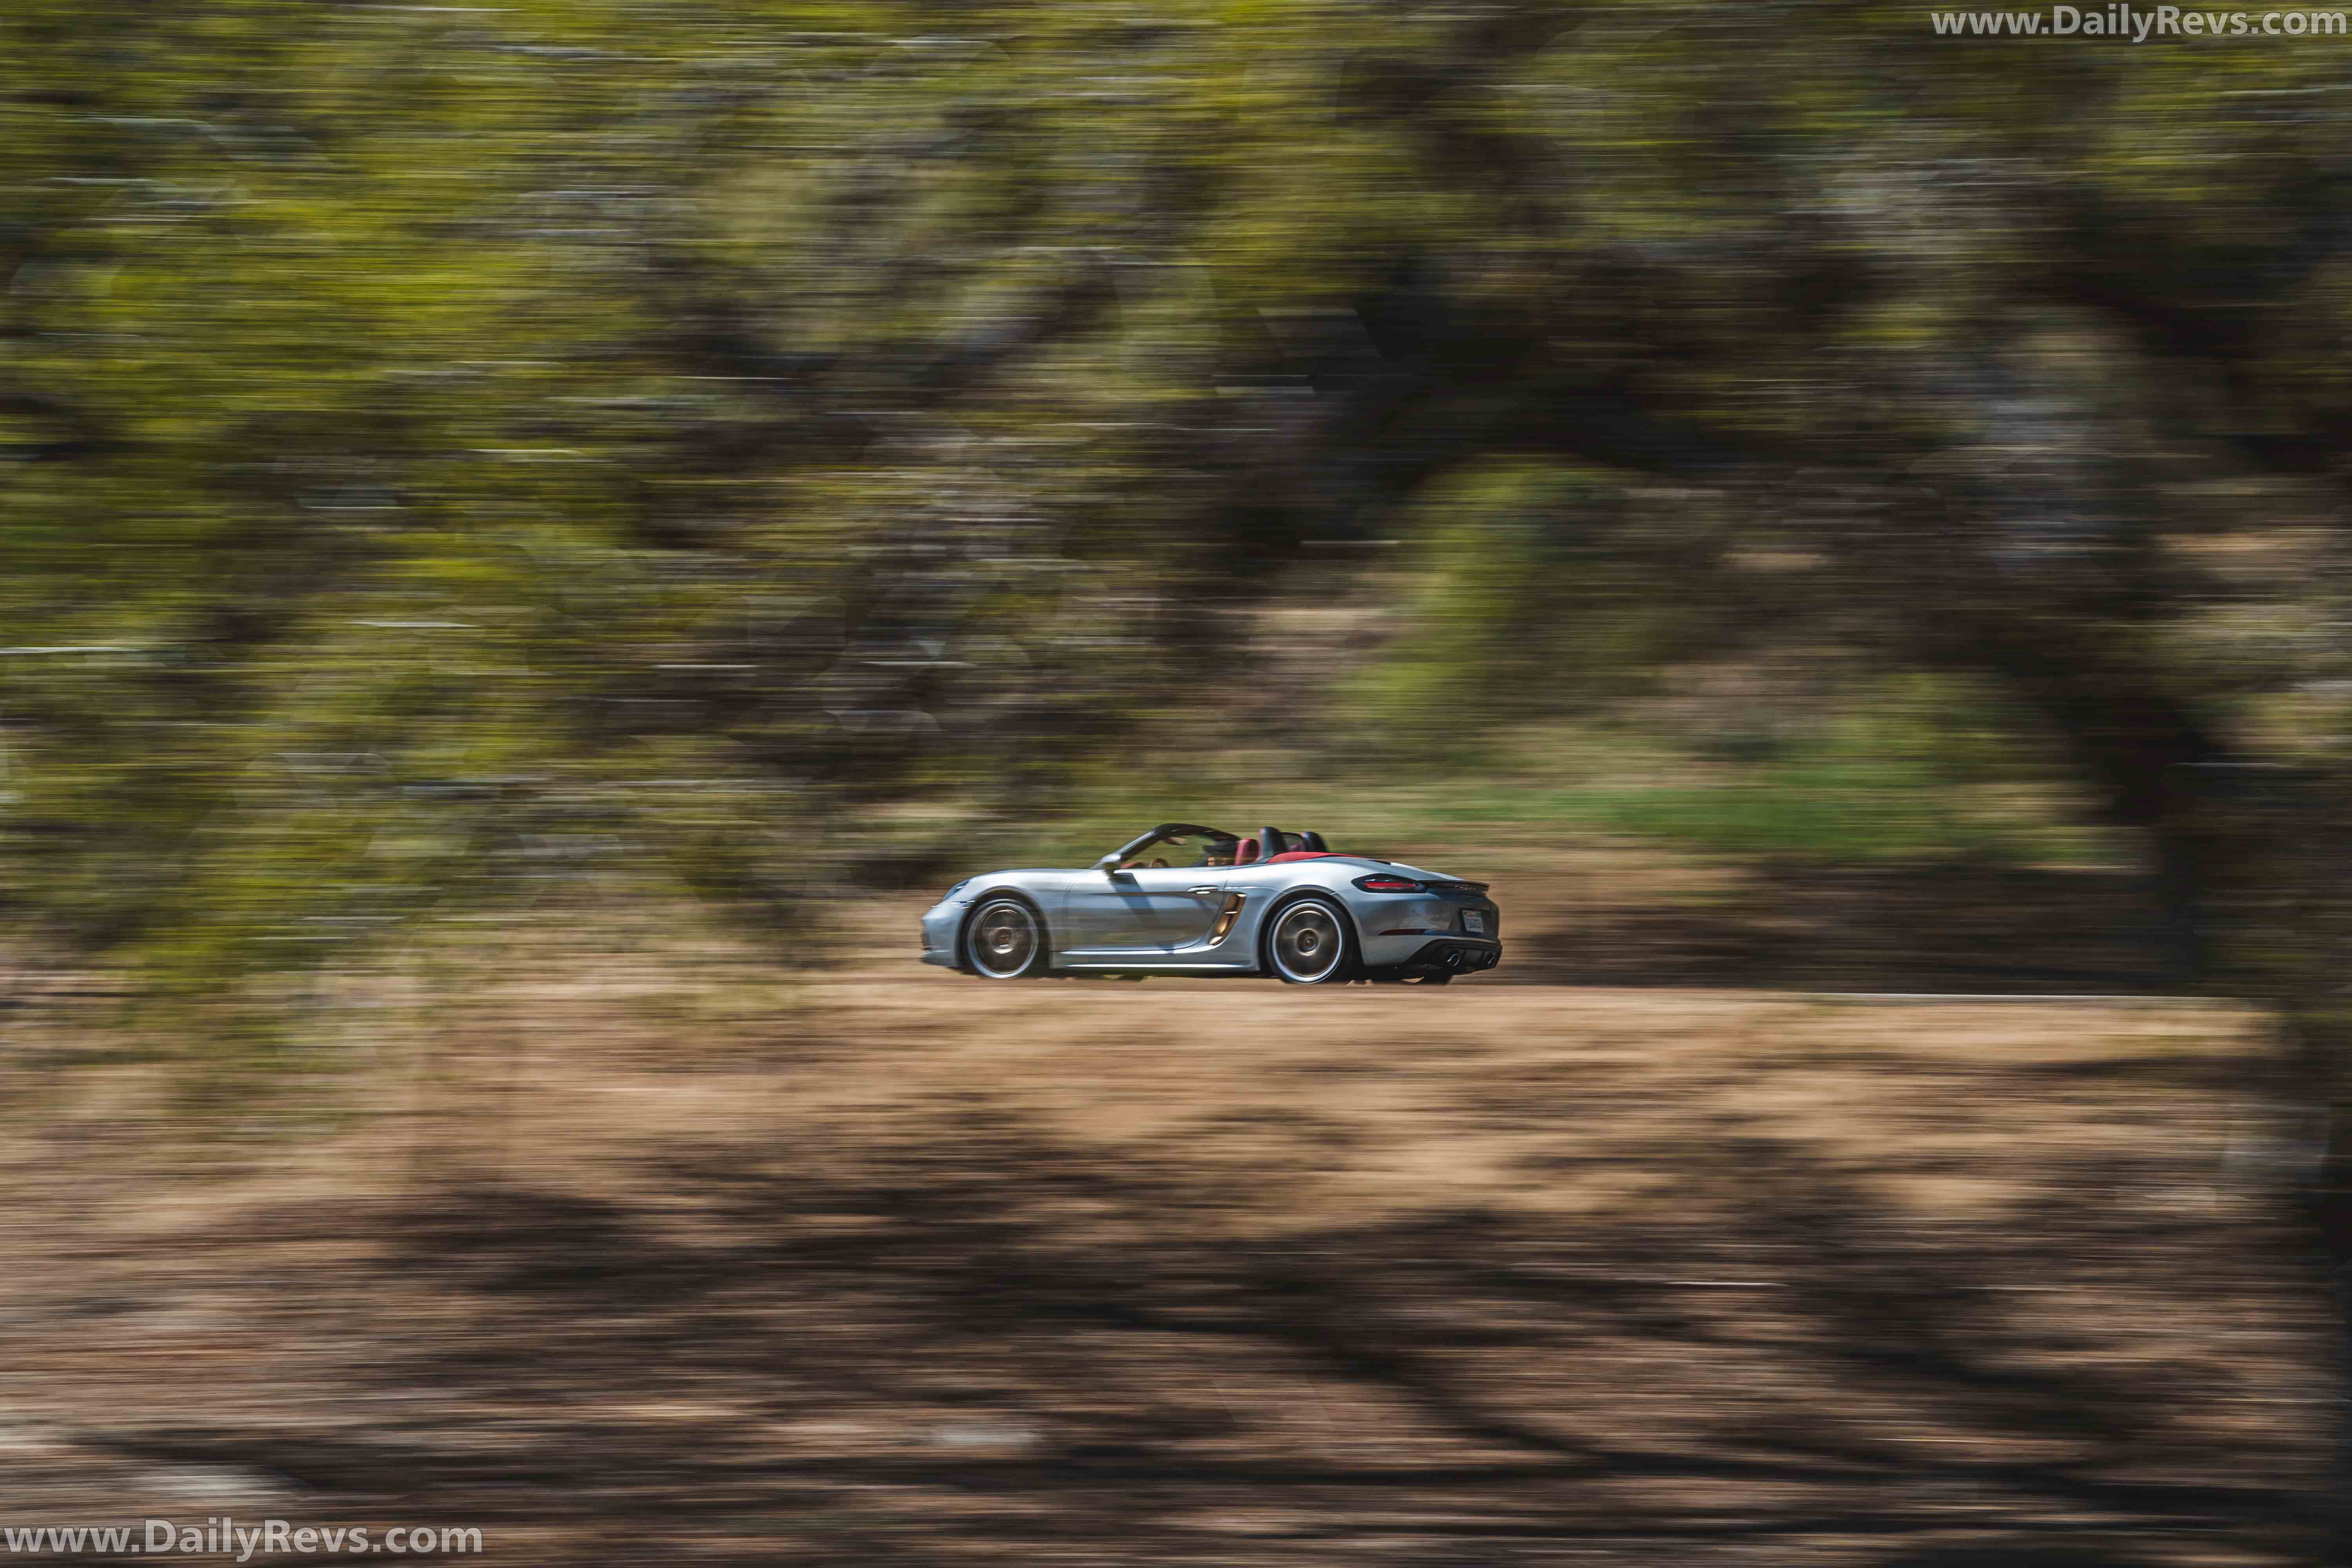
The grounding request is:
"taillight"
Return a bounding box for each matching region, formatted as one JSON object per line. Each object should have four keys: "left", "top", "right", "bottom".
{"left": 1352, "top": 874, "right": 1425, "bottom": 893}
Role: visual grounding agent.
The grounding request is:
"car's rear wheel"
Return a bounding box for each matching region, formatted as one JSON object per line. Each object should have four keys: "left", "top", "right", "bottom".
{"left": 964, "top": 896, "right": 1049, "bottom": 979}
{"left": 1265, "top": 896, "right": 1357, "bottom": 984}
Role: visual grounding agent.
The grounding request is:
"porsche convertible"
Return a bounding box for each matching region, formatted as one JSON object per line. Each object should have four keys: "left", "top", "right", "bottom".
{"left": 919, "top": 823, "right": 1501, "bottom": 984}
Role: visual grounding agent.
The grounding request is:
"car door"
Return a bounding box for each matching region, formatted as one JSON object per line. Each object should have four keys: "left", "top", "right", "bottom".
{"left": 1061, "top": 866, "right": 1227, "bottom": 955}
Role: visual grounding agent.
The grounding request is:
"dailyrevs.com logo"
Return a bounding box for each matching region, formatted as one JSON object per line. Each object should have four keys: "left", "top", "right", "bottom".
{"left": 1932, "top": 4, "right": 2349, "bottom": 33}
{"left": 1, "top": 1520, "right": 484, "bottom": 1560}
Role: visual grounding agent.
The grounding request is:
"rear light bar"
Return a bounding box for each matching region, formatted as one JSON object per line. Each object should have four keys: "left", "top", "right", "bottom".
{"left": 1353, "top": 874, "right": 1488, "bottom": 895}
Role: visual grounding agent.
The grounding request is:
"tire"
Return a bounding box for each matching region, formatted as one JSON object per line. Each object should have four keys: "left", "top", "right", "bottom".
{"left": 1263, "top": 895, "right": 1358, "bottom": 985}
{"left": 963, "top": 896, "right": 1050, "bottom": 980}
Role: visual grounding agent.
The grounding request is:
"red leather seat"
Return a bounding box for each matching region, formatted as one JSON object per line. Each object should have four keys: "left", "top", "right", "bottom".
{"left": 1227, "top": 827, "right": 1334, "bottom": 866}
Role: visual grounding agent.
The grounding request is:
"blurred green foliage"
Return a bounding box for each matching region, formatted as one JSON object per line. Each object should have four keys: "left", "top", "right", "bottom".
{"left": 1339, "top": 463, "right": 1699, "bottom": 745}
{"left": 8, "top": 0, "right": 2352, "bottom": 1029}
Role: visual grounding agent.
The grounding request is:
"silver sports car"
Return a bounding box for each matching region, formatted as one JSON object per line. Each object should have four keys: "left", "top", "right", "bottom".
{"left": 919, "top": 823, "right": 1501, "bottom": 984}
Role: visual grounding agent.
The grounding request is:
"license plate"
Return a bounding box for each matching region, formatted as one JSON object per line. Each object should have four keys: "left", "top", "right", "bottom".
{"left": 1462, "top": 911, "right": 1486, "bottom": 934}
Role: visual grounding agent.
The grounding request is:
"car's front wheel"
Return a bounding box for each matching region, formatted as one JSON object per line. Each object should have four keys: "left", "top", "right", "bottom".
{"left": 1265, "top": 896, "right": 1357, "bottom": 984}
{"left": 964, "top": 896, "right": 1049, "bottom": 979}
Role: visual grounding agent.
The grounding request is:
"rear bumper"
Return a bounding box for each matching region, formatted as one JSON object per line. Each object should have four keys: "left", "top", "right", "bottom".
{"left": 1353, "top": 894, "right": 1499, "bottom": 967}
{"left": 1390, "top": 938, "right": 1500, "bottom": 976}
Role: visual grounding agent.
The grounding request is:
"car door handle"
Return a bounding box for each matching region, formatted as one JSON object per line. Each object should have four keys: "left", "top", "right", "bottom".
{"left": 1188, "top": 886, "right": 1219, "bottom": 896}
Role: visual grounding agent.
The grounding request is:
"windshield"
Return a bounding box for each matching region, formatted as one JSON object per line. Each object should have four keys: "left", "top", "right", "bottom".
{"left": 1115, "top": 831, "right": 1238, "bottom": 869}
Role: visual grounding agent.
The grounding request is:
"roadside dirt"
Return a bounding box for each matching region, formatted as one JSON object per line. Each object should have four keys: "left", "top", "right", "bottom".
{"left": 0, "top": 855, "right": 2328, "bottom": 1566}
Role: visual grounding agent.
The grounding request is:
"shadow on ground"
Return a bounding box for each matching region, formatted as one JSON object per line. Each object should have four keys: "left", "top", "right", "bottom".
{"left": 85, "top": 1109, "right": 2310, "bottom": 1566}
{"left": 1508, "top": 861, "right": 2178, "bottom": 993}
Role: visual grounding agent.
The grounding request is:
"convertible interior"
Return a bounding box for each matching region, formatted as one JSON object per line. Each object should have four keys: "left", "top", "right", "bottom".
{"left": 1114, "top": 824, "right": 1333, "bottom": 870}
{"left": 1232, "top": 827, "right": 1332, "bottom": 865}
